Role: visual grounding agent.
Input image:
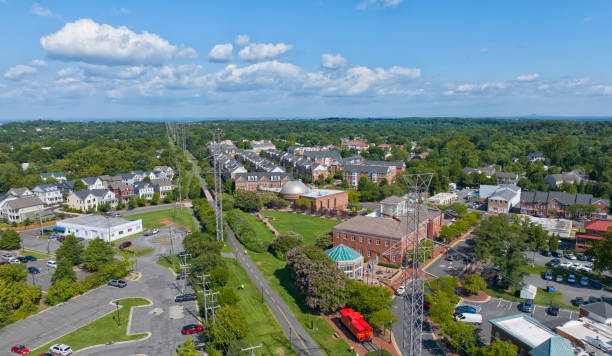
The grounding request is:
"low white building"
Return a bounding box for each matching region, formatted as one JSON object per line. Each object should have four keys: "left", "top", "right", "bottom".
{"left": 427, "top": 192, "right": 458, "bottom": 206}
{"left": 32, "top": 184, "right": 63, "bottom": 205}
{"left": 2, "top": 196, "right": 45, "bottom": 223}
{"left": 56, "top": 215, "right": 143, "bottom": 242}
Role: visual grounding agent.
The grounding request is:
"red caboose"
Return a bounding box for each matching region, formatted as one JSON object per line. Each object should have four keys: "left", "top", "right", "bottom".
{"left": 340, "top": 308, "right": 372, "bottom": 342}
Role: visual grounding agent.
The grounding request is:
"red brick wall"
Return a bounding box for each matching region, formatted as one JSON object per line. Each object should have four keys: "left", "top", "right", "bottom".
{"left": 308, "top": 191, "right": 348, "bottom": 211}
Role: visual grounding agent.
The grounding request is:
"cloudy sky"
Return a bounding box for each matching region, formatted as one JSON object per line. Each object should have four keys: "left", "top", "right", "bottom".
{"left": 0, "top": 1, "right": 611, "bottom": 119}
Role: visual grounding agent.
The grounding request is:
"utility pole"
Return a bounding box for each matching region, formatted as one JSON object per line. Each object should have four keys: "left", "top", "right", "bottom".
{"left": 241, "top": 344, "right": 262, "bottom": 355}
{"left": 178, "top": 252, "right": 192, "bottom": 295}
{"left": 204, "top": 290, "right": 220, "bottom": 324}
{"left": 196, "top": 274, "right": 211, "bottom": 323}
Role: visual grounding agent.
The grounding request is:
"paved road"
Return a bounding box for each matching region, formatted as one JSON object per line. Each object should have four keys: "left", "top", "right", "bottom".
{"left": 192, "top": 158, "right": 323, "bottom": 356}
{"left": 391, "top": 296, "right": 446, "bottom": 356}
{"left": 0, "top": 226, "right": 202, "bottom": 356}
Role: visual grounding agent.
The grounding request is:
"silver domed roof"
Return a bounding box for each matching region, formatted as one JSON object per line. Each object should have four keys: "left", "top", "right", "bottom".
{"left": 280, "top": 180, "right": 310, "bottom": 195}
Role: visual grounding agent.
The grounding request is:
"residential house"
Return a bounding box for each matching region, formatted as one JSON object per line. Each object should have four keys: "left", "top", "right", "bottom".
{"left": 575, "top": 220, "right": 612, "bottom": 249}
{"left": 130, "top": 170, "right": 147, "bottom": 182}
{"left": 480, "top": 185, "right": 521, "bottom": 214}
{"left": 1, "top": 196, "right": 45, "bottom": 223}
{"left": 118, "top": 173, "right": 138, "bottom": 186}
{"left": 32, "top": 184, "right": 63, "bottom": 205}
{"left": 81, "top": 177, "right": 104, "bottom": 190}
{"left": 108, "top": 182, "right": 135, "bottom": 201}
{"left": 234, "top": 172, "right": 292, "bottom": 191}
{"left": 153, "top": 165, "right": 174, "bottom": 180}
{"left": 250, "top": 140, "right": 276, "bottom": 154}
{"left": 99, "top": 175, "right": 123, "bottom": 189}
{"left": 40, "top": 172, "right": 67, "bottom": 182}
{"left": 57, "top": 180, "right": 76, "bottom": 195}
{"left": 463, "top": 164, "right": 497, "bottom": 178}
{"left": 520, "top": 191, "right": 609, "bottom": 219}
{"left": 66, "top": 190, "right": 98, "bottom": 212}
{"left": 7, "top": 187, "right": 34, "bottom": 198}
{"left": 92, "top": 189, "right": 118, "bottom": 207}
{"left": 544, "top": 171, "right": 583, "bottom": 188}
{"left": 0, "top": 194, "right": 17, "bottom": 221}
{"left": 151, "top": 179, "right": 174, "bottom": 198}
{"left": 134, "top": 182, "right": 154, "bottom": 200}
{"left": 528, "top": 152, "right": 547, "bottom": 163}
{"left": 495, "top": 172, "right": 519, "bottom": 185}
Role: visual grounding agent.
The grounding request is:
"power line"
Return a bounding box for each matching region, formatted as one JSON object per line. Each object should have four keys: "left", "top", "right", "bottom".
{"left": 241, "top": 344, "right": 262, "bottom": 355}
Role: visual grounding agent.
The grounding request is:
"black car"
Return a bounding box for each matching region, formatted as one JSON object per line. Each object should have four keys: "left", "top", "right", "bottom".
{"left": 445, "top": 254, "right": 453, "bottom": 261}
{"left": 573, "top": 297, "right": 584, "bottom": 306}
{"left": 552, "top": 250, "right": 563, "bottom": 258}
{"left": 108, "top": 279, "right": 127, "bottom": 288}
{"left": 541, "top": 250, "right": 552, "bottom": 257}
{"left": 546, "top": 258, "right": 560, "bottom": 267}
{"left": 464, "top": 255, "right": 475, "bottom": 263}
{"left": 175, "top": 294, "right": 197, "bottom": 302}
{"left": 24, "top": 255, "right": 37, "bottom": 262}
{"left": 577, "top": 254, "right": 587, "bottom": 261}
{"left": 592, "top": 280, "right": 603, "bottom": 290}
{"left": 547, "top": 305, "right": 559, "bottom": 316}
{"left": 27, "top": 266, "right": 40, "bottom": 274}
{"left": 587, "top": 296, "right": 602, "bottom": 304}
{"left": 176, "top": 273, "right": 188, "bottom": 280}
{"left": 16, "top": 256, "right": 28, "bottom": 263}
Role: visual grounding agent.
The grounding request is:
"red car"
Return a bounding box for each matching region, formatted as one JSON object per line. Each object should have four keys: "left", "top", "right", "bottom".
{"left": 181, "top": 324, "right": 204, "bottom": 334}
{"left": 424, "top": 299, "right": 430, "bottom": 310}
{"left": 58, "top": 237, "right": 66, "bottom": 243}
{"left": 11, "top": 344, "right": 30, "bottom": 354}
{"left": 118, "top": 241, "right": 132, "bottom": 249}
{"left": 37, "top": 353, "right": 53, "bottom": 356}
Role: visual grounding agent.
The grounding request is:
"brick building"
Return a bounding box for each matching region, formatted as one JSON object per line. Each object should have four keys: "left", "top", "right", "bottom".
{"left": 520, "top": 191, "right": 609, "bottom": 219}
{"left": 575, "top": 219, "right": 612, "bottom": 249}
{"left": 263, "top": 180, "right": 349, "bottom": 212}
{"left": 332, "top": 200, "right": 443, "bottom": 264}
{"left": 234, "top": 172, "right": 292, "bottom": 191}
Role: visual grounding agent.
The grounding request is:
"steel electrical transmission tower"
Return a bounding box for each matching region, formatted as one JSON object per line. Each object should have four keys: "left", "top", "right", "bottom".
{"left": 210, "top": 129, "right": 224, "bottom": 242}
{"left": 401, "top": 173, "right": 434, "bottom": 356}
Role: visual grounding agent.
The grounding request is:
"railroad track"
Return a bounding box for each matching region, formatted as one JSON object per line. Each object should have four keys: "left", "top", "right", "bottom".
{"left": 362, "top": 341, "right": 379, "bottom": 353}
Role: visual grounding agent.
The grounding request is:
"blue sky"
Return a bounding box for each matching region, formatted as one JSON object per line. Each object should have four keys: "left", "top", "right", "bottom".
{"left": 0, "top": 0, "right": 611, "bottom": 119}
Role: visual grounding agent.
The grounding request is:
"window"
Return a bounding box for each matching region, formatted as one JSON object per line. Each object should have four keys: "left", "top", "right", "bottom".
{"left": 367, "top": 250, "right": 372, "bottom": 257}
{"left": 359, "top": 236, "right": 363, "bottom": 242}
{"left": 368, "top": 238, "right": 372, "bottom": 244}
{"left": 342, "top": 233, "right": 347, "bottom": 239}
{"left": 494, "top": 331, "right": 499, "bottom": 339}
{"left": 392, "top": 256, "right": 396, "bottom": 262}
{"left": 385, "top": 240, "right": 389, "bottom": 247}
{"left": 351, "top": 235, "right": 355, "bottom": 241}
{"left": 359, "top": 248, "right": 363, "bottom": 255}
{"left": 376, "top": 239, "right": 380, "bottom": 245}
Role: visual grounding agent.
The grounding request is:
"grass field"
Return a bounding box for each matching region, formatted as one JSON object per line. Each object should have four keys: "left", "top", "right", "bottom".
{"left": 20, "top": 248, "right": 53, "bottom": 259}
{"left": 156, "top": 254, "right": 181, "bottom": 273}
{"left": 127, "top": 207, "right": 199, "bottom": 232}
{"left": 222, "top": 257, "right": 296, "bottom": 356}
{"left": 118, "top": 247, "right": 155, "bottom": 258}
{"left": 234, "top": 210, "right": 276, "bottom": 243}
{"left": 30, "top": 298, "right": 150, "bottom": 354}
{"left": 262, "top": 210, "right": 339, "bottom": 244}
{"left": 234, "top": 211, "right": 351, "bottom": 355}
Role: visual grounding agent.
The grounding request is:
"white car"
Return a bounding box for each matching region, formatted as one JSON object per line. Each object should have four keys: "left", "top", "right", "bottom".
{"left": 395, "top": 286, "right": 406, "bottom": 296}
{"left": 47, "top": 260, "right": 57, "bottom": 268}
{"left": 569, "top": 263, "right": 581, "bottom": 271}
{"left": 50, "top": 343, "right": 73, "bottom": 355}
{"left": 151, "top": 228, "right": 159, "bottom": 234}
{"left": 454, "top": 313, "right": 482, "bottom": 324}
{"left": 9, "top": 257, "right": 21, "bottom": 264}
{"left": 559, "top": 262, "right": 572, "bottom": 269}
{"left": 1, "top": 253, "right": 15, "bottom": 260}
{"left": 565, "top": 253, "right": 577, "bottom": 260}
{"left": 579, "top": 263, "right": 593, "bottom": 272}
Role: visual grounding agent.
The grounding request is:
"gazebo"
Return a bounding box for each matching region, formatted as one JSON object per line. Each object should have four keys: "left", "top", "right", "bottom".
{"left": 325, "top": 244, "right": 364, "bottom": 279}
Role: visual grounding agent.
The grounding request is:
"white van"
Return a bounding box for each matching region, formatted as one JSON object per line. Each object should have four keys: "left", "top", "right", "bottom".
{"left": 454, "top": 313, "right": 482, "bottom": 324}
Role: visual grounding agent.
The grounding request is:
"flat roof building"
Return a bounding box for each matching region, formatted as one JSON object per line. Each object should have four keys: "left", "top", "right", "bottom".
{"left": 56, "top": 214, "right": 143, "bottom": 242}
{"left": 556, "top": 318, "right": 612, "bottom": 354}
{"left": 489, "top": 314, "right": 561, "bottom": 356}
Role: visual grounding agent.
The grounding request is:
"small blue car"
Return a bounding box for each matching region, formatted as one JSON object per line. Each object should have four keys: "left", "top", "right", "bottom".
{"left": 27, "top": 266, "right": 40, "bottom": 274}
{"left": 455, "top": 305, "right": 477, "bottom": 314}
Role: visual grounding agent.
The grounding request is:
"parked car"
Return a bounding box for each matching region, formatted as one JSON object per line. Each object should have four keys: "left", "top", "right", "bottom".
{"left": 577, "top": 254, "right": 587, "bottom": 261}
{"left": 573, "top": 297, "right": 584, "bottom": 306}
{"left": 559, "top": 262, "right": 572, "bottom": 269}
{"left": 579, "top": 263, "right": 593, "bottom": 272}
{"left": 48, "top": 234, "right": 59, "bottom": 239}
{"left": 38, "top": 353, "right": 54, "bottom": 356}
{"left": 569, "top": 263, "right": 581, "bottom": 271}
{"left": 547, "top": 305, "right": 560, "bottom": 316}
{"left": 579, "top": 277, "right": 589, "bottom": 287}
{"left": 28, "top": 266, "right": 40, "bottom": 274}
{"left": 567, "top": 274, "right": 576, "bottom": 284}
{"left": 108, "top": 279, "right": 127, "bottom": 288}
{"left": 181, "top": 324, "right": 204, "bottom": 335}
{"left": 454, "top": 313, "right": 482, "bottom": 324}
{"left": 11, "top": 344, "right": 30, "bottom": 354}
{"left": 591, "top": 280, "right": 603, "bottom": 290}
{"left": 423, "top": 299, "right": 430, "bottom": 310}
{"left": 151, "top": 228, "right": 159, "bottom": 234}
{"left": 541, "top": 250, "right": 552, "bottom": 257}
{"left": 587, "top": 296, "right": 601, "bottom": 304}
{"left": 24, "top": 255, "right": 37, "bottom": 262}
{"left": 47, "top": 260, "right": 57, "bottom": 268}
{"left": 395, "top": 286, "right": 405, "bottom": 296}
{"left": 76, "top": 237, "right": 84, "bottom": 242}
{"left": 521, "top": 299, "right": 534, "bottom": 313}
{"left": 544, "top": 271, "right": 553, "bottom": 280}
{"left": 115, "top": 213, "right": 122, "bottom": 217}
{"left": 555, "top": 275, "right": 563, "bottom": 283}
{"left": 565, "top": 253, "right": 577, "bottom": 260}
{"left": 175, "top": 294, "right": 197, "bottom": 302}
{"left": 194, "top": 342, "right": 206, "bottom": 350}
{"left": 587, "top": 255, "right": 596, "bottom": 262}
{"left": 1, "top": 253, "right": 15, "bottom": 260}
{"left": 16, "top": 256, "right": 28, "bottom": 263}
{"left": 546, "top": 258, "right": 560, "bottom": 267}
{"left": 58, "top": 237, "right": 66, "bottom": 243}
{"left": 9, "top": 257, "right": 21, "bottom": 264}
{"left": 176, "top": 273, "right": 188, "bottom": 280}
{"left": 455, "top": 305, "right": 477, "bottom": 314}
{"left": 553, "top": 250, "right": 563, "bottom": 257}
{"left": 50, "top": 343, "right": 73, "bottom": 355}
{"left": 118, "top": 241, "right": 132, "bottom": 249}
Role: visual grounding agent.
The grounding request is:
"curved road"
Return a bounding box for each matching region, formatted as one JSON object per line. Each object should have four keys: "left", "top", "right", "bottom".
{"left": 191, "top": 159, "right": 324, "bottom": 356}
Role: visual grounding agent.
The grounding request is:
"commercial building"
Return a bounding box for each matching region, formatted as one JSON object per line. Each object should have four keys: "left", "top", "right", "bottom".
{"left": 324, "top": 244, "right": 364, "bottom": 279}
{"left": 480, "top": 184, "right": 521, "bottom": 214}
{"left": 575, "top": 220, "right": 612, "bottom": 249}
{"left": 520, "top": 191, "right": 609, "bottom": 219}
{"left": 518, "top": 215, "right": 572, "bottom": 238}
{"left": 427, "top": 192, "right": 457, "bottom": 206}
{"left": 332, "top": 197, "right": 443, "bottom": 264}
{"left": 555, "top": 318, "right": 612, "bottom": 353}
{"left": 56, "top": 214, "right": 143, "bottom": 242}
{"left": 489, "top": 314, "right": 567, "bottom": 356}
{"left": 262, "top": 180, "right": 349, "bottom": 212}
{"left": 250, "top": 140, "right": 275, "bottom": 154}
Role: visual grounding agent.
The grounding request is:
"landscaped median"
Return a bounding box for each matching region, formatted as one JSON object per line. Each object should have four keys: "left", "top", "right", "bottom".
{"left": 30, "top": 298, "right": 151, "bottom": 355}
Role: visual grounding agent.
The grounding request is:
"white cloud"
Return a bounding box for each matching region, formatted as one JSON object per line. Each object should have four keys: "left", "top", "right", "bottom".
{"left": 234, "top": 34, "right": 250, "bottom": 46}
{"left": 516, "top": 73, "right": 540, "bottom": 82}
{"left": 40, "top": 18, "right": 197, "bottom": 65}
{"left": 176, "top": 46, "right": 199, "bottom": 59}
{"left": 31, "top": 2, "right": 56, "bottom": 17}
{"left": 446, "top": 82, "right": 507, "bottom": 95}
{"left": 4, "top": 64, "right": 38, "bottom": 80}
{"left": 357, "top": 0, "right": 403, "bottom": 10}
{"left": 321, "top": 53, "right": 347, "bottom": 69}
{"left": 584, "top": 16, "right": 592, "bottom": 22}
{"left": 29, "top": 59, "right": 47, "bottom": 66}
{"left": 590, "top": 85, "right": 612, "bottom": 95}
{"left": 114, "top": 7, "right": 131, "bottom": 15}
{"left": 480, "top": 47, "right": 489, "bottom": 53}
{"left": 238, "top": 42, "right": 293, "bottom": 62}
{"left": 211, "top": 61, "right": 301, "bottom": 91}
{"left": 208, "top": 43, "right": 233, "bottom": 63}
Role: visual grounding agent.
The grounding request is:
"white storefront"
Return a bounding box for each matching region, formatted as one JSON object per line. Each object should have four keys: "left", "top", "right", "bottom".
{"left": 56, "top": 214, "right": 143, "bottom": 242}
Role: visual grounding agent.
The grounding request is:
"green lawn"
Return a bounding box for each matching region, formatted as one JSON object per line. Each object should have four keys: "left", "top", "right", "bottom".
{"left": 262, "top": 210, "right": 340, "bottom": 244}
{"left": 127, "top": 207, "right": 199, "bottom": 232}
{"left": 234, "top": 210, "right": 276, "bottom": 243}
{"left": 30, "top": 298, "right": 150, "bottom": 354}
{"left": 118, "top": 247, "right": 155, "bottom": 258}
{"left": 156, "top": 254, "right": 181, "bottom": 273}
{"left": 222, "top": 257, "right": 296, "bottom": 356}
{"left": 533, "top": 288, "right": 577, "bottom": 310}
{"left": 20, "top": 248, "right": 53, "bottom": 259}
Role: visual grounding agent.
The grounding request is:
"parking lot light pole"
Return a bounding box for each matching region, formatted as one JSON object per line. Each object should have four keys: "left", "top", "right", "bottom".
{"left": 115, "top": 300, "right": 120, "bottom": 327}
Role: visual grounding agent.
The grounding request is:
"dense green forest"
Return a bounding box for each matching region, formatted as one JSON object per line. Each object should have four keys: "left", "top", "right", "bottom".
{"left": 0, "top": 121, "right": 172, "bottom": 193}
{"left": 185, "top": 118, "right": 612, "bottom": 199}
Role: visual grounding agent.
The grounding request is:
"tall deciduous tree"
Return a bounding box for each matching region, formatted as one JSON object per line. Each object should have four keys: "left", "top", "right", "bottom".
{"left": 81, "top": 238, "right": 115, "bottom": 271}
{"left": 52, "top": 258, "right": 77, "bottom": 283}
{"left": 588, "top": 228, "right": 612, "bottom": 272}
{"left": 55, "top": 234, "right": 84, "bottom": 265}
{"left": 0, "top": 230, "right": 21, "bottom": 250}
{"left": 205, "top": 305, "right": 248, "bottom": 350}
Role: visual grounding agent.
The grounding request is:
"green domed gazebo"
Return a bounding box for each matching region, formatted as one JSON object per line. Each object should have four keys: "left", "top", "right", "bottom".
{"left": 325, "top": 244, "right": 364, "bottom": 279}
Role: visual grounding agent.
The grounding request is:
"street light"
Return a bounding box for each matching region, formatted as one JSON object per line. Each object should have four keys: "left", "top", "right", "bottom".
{"left": 115, "top": 300, "right": 120, "bottom": 327}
